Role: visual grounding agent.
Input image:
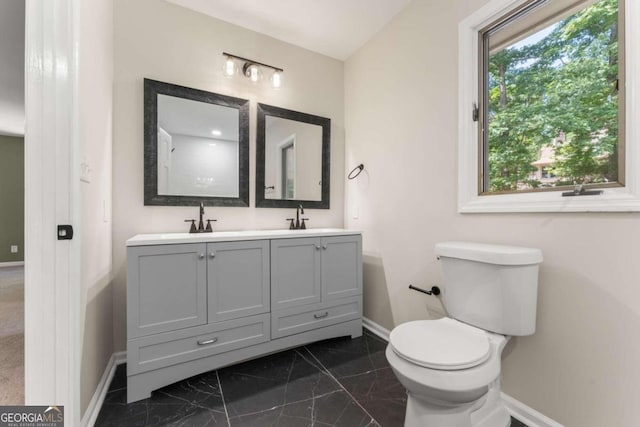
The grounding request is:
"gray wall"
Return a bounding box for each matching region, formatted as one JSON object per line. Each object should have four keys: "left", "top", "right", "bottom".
{"left": 0, "top": 135, "right": 24, "bottom": 263}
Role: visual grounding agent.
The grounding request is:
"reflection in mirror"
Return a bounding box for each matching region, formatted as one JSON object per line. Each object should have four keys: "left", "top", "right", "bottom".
{"left": 264, "top": 116, "right": 322, "bottom": 201}
{"left": 256, "top": 103, "right": 330, "bottom": 209}
{"left": 157, "top": 95, "right": 239, "bottom": 198}
{"left": 144, "top": 79, "right": 249, "bottom": 206}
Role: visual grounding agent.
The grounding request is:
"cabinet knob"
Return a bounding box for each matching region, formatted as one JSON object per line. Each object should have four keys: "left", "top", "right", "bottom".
{"left": 209, "top": 252, "right": 215, "bottom": 258}
{"left": 315, "top": 245, "right": 321, "bottom": 250}
{"left": 198, "top": 253, "right": 205, "bottom": 259}
{"left": 197, "top": 337, "right": 218, "bottom": 346}
{"left": 322, "top": 245, "right": 327, "bottom": 250}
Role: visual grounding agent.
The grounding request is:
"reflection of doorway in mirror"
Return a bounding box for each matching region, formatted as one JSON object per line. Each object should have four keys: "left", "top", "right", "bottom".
{"left": 280, "top": 136, "right": 295, "bottom": 199}
{"left": 157, "top": 127, "right": 172, "bottom": 194}
{"left": 264, "top": 116, "right": 322, "bottom": 201}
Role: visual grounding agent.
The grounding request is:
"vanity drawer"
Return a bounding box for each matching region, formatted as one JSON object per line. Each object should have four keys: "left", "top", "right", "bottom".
{"left": 271, "top": 296, "right": 361, "bottom": 339}
{"left": 128, "top": 314, "right": 270, "bottom": 374}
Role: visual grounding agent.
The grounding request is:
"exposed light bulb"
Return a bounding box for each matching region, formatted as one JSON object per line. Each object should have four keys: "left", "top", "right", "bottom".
{"left": 249, "top": 65, "right": 260, "bottom": 82}
{"left": 243, "top": 63, "right": 262, "bottom": 83}
{"left": 211, "top": 129, "right": 222, "bottom": 136}
{"left": 223, "top": 56, "right": 236, "bottom": 77}
{"left": 270, "top": 70, "right": 282, "bottom": 89}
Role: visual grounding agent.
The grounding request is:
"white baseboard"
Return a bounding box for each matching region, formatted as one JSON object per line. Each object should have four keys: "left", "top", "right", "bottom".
{"left": 81, "top": 351, "right": 127, "bottom": 427}
{"left": 362, "top": 317, "right": 562, "bottom": 427}
{"left": 0, "top": 261, "right": 24, "bottom": 268}
{"left": 502, "top": 393, "right": 564, "bottom": 427}
{"left": 362, "top": 316, "right": 390, "bottom": 341}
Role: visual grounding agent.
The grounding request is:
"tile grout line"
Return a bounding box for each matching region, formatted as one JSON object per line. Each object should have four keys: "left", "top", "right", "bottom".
{"left": 216, "top": 370, "right": 231, "bottom": 427}
{"left": 302, "top": 346, "right": 382, "bottom": 427}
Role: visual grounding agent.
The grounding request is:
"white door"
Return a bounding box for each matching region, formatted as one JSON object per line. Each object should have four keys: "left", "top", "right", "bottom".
{"left": 24, "top": 0, "right": 80, "bottom": 424}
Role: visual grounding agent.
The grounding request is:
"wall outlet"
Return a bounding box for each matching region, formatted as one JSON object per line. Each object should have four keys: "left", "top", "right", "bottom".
{"left": 10, "top": 245, "right": 18, "bottom": 253}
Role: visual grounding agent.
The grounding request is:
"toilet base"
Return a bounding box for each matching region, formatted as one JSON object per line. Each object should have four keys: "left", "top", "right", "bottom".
{"left": 404, "top": 381, "right": 510, "bottom": 427}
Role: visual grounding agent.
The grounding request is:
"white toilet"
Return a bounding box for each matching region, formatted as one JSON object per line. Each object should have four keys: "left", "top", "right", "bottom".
{"left": 386, "top": 241, "right": 543, "bottom": 427}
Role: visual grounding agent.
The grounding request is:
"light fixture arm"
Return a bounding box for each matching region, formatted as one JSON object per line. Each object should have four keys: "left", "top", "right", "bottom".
{"left": 223, "top": 52, "right": 284, "bottom": 73}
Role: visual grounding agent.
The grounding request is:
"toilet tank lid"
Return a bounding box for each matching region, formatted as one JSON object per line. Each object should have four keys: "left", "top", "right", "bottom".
{"left": 435, "top": 241, "right": 543, "bottom": 265}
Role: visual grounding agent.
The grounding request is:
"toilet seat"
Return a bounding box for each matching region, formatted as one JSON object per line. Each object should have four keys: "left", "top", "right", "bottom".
{"left": 390, "top": 318, "right": 491, "bottom": 370}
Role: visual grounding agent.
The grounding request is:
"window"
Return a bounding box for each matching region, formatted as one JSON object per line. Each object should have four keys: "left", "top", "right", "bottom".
{"left": 480, "top": 0, "right": 623, "bottom": 195}
{"left": 458, "top": 0, "right": 640, "bottom": 212}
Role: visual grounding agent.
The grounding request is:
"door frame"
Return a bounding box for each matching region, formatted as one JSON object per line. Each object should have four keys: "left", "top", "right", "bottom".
{"left": 24, "top": 0, "right": 81, "bottom": 425}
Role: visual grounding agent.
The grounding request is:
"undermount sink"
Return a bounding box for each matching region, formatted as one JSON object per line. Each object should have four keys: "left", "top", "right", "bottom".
{"left": 127, "top": 228, "right": 360, "bottom": 246}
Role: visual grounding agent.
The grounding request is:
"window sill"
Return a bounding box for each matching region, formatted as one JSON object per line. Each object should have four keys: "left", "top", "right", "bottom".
{"left": 459, "top": 188, "right": 640, "bottom": 213}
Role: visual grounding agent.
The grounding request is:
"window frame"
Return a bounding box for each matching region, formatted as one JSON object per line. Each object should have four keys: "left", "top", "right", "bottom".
{"left": 458, "top": 0, "right": 640, "bottom": 212}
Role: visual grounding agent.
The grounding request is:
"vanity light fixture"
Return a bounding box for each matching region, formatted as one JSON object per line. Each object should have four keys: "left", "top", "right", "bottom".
{"left": 222, "top": 52, "right": 283, "bottom": 89}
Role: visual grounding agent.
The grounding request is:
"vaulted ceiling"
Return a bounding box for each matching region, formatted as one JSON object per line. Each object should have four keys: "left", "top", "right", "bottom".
{"left": 165, "top": 0, "right": 412, "bottom": 60}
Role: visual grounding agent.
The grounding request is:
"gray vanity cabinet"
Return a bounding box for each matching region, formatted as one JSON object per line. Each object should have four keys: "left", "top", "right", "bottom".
{"left": 126, "top": 230, "right": 362, "bottom": 403}
{"left": 270, "top": 235, "right": 363, "bottom": 339}
{"left": 207, "top": 240, "right": 270, "bottom": 322}
{"left": 127, "top": 243, "right": 207, "bottom": 338}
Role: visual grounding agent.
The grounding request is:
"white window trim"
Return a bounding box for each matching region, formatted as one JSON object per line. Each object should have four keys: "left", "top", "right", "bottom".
{"left": 458, "top": 0, "right": 640, "bottom": 213}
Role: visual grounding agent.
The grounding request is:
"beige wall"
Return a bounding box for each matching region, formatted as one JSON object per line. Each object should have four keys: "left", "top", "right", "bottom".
{"left": 112, "top": 0, "right": 345, "bottom": 351}
{"left": 79, "top": 0, "right": 114, "bottom": 417}
{"left": 0, "top": 135, "right": 24, "bottom": 263}
{"left": 345, "top": 0, "right": 640, "bottom": 425}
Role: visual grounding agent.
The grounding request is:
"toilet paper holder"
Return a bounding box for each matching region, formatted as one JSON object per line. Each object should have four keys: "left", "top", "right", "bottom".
{"left": 408, "top": 284, "right": 441, "bottom": 296}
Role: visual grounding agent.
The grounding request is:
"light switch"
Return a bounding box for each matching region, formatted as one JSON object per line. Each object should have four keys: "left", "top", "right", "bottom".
{"left": 80, "top": 158, "right": 92, "bottom": 183}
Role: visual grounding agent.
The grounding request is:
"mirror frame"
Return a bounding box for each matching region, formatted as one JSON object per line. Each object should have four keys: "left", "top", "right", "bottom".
{"left": 143, "top": 78, "right": 250, "bottom": 206}
{"left": 256, "top": 103, "right": 331, "bottom": 209}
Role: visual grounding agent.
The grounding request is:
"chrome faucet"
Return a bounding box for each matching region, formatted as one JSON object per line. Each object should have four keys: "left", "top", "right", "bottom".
{"left": 286, "top": 204, "right": 308, "bottom": 230}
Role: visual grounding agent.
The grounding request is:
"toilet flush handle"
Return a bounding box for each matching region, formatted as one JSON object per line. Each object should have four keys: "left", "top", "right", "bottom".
{"left": 408, "top": 284, "right": 441, "bottom": 296}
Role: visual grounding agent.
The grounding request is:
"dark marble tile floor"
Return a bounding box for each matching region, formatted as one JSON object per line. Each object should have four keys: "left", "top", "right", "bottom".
{"left": 95, "top": 329, "right": 527, "bottom": 427}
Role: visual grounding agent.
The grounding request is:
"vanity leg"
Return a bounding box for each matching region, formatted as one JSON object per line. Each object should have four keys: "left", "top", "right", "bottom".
{"left": 127, "top": 376, "right": 152, "bottom": 403}
{"left": 350, "top": 320, "right": 363, "bottom": 339}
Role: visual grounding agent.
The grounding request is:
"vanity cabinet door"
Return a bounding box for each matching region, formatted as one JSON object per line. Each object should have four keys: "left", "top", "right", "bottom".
{"left": 127, "top": 243, "right": 207, "bottom": 338}
{"left": 207, "top": 240, "right": 270, "bottom": 322}
{"left": 271, "top": 237, "right": 322, "bottom": 310}
{"left": 321, "top": 235, "right": 363, "bottom": 301}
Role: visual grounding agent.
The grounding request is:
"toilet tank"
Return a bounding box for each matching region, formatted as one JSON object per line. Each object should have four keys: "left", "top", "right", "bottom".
{"left": 435, "top": 242, "right": 543, "bottom": 336}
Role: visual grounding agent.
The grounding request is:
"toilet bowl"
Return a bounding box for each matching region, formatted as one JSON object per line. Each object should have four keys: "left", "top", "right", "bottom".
{"left": 386, "top": 242, "right": 543, "bottom": 427}
{"left": 386, "top": 318, "right": 510, "bottom": 427}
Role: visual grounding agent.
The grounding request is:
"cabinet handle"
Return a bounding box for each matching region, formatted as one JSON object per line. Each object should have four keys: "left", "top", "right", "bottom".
{"left": 197, "top": 337, "right": 218, "bottom": 346}
{"left": 209, "top": 252, "right": 215, "bottom": 258}
{"left": 314, "top": 311, "right": 329, "bottom": 319}
{"left": 315, "top": 245, "right": 321, "bottom": 250}
{"left": 198, "top": 253, "right": 205, "bottom": 259}
{"left": 322, "top": 245, "right": 327, "bottom": 250}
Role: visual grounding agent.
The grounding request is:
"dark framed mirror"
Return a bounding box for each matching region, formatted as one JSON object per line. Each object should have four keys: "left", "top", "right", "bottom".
{"left": 256, "top": 103, "right": 330, "bottom": 209}
{"left": 144, "top": 78, "right": 250, "bottom": 206}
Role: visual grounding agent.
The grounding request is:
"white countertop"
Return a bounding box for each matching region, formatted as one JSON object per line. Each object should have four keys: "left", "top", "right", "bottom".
{"left": 126, "top": 228, "right": 362, "bottom": 246}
